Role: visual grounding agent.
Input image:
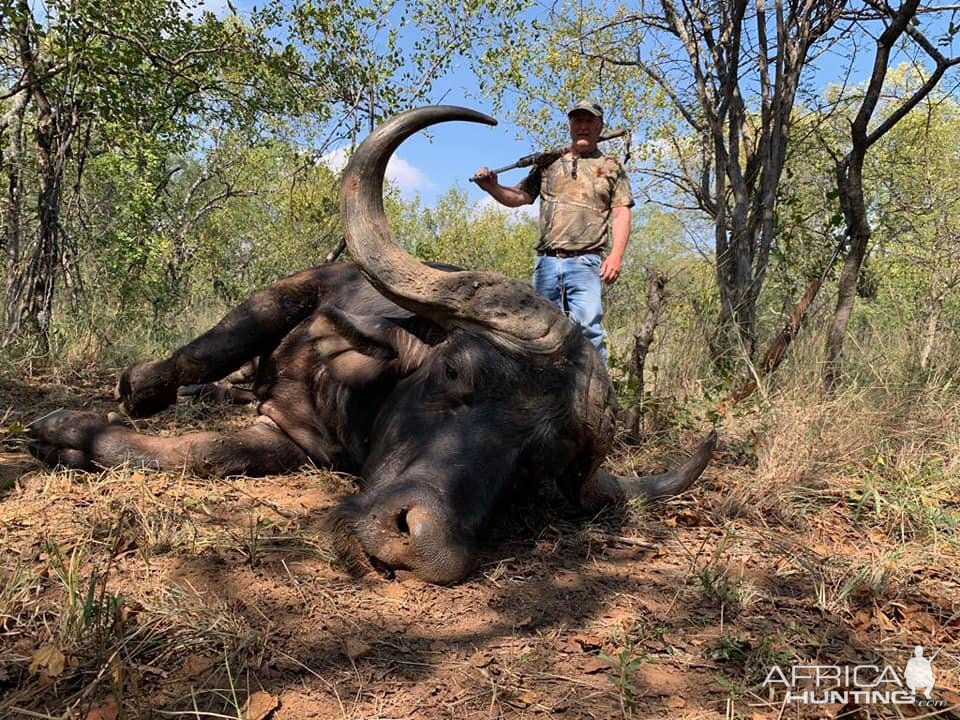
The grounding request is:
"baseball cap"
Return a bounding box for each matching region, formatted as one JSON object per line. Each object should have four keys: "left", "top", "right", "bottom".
{"left": 567, "top": 99, "right": 603, "bottom": 119}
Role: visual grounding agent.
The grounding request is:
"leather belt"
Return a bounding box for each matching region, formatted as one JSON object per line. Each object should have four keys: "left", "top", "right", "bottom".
{"left": 537, "top": 248, "right": 600, "bottom": 259}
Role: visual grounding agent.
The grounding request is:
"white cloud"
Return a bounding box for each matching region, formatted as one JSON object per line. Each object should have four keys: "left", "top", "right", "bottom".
{"left": 319, "top": 148, "right": 434, "bottom": 197}
{"left": 386, "top": 156, "right": 434, "bottom": 195}
{"left": 319, "top": 147, "right": 348, "bottom": 172}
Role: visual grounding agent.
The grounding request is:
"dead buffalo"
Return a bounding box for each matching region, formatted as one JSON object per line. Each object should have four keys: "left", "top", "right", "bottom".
{"left": 29, "top": 106, "right": 715, "bottom": 584}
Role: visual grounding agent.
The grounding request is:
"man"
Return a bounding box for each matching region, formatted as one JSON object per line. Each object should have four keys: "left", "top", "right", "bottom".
{"left": 474, "top": 99, "right": 633, "bottom": 364}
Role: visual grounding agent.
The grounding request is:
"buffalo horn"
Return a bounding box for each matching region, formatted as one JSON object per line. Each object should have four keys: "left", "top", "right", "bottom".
{"left": 580, "top": 432, "right": 717, "bottom": 510}
{"left": 339, "top": 106, "right": 574, "bottom": 355}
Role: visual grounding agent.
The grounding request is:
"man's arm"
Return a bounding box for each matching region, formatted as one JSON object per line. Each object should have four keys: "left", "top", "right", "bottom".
{"left": 473, "top": 168, "right": 535, "bottom": 207}
{"left": 600, "top": 205, "right": 631, "bottom": 284}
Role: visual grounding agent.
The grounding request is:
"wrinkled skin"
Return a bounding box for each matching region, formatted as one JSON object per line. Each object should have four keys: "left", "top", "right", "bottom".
{"left": 29, "top": 107, "right": 715, "bottom": 584}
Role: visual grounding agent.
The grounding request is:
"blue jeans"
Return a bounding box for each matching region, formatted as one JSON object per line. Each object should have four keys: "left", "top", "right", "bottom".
{"left": 532, "top": 253, "right": 607, "bottom": 363}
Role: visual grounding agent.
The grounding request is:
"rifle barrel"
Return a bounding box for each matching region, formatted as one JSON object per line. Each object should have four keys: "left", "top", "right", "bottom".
{"left": 470, "top": 129, "right": 630, "bottom": 183}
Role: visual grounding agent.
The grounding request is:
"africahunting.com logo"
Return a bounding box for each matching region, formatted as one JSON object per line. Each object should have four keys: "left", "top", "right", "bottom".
{"left": 762, "top": 646, "right": 946, "bottom": 707}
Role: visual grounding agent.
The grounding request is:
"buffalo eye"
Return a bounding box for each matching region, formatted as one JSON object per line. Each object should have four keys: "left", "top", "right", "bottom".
{"left": 441, "top": 361, "right": 475, "bottom": 408}
{"left": 444, "top": 363, "right": 458, "bottom": 381}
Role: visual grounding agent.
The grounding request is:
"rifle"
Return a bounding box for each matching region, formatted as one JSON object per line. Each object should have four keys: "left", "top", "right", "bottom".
{"left": 469, "top": 129, "right": 630, "bottom": 183}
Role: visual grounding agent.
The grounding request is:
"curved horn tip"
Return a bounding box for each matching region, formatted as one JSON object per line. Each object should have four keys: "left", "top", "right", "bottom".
{"left": 339, "top": 105, "right": 498, "bottom": 185}
{"left": 421, "top": 105, "right": 498, "bottom": 128}
{"left": 685, "top": 429, "right": 718, "bottom": 471}
{"left": 377, "top": 105, "right": 497, "bottom": 137}
{"left": 704, "top": 429, "right": 718, "bottom": 452}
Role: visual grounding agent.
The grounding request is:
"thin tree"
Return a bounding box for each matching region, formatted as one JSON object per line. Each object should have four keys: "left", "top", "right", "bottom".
{"left": 822, "top": 0, "right": 960, "bottom": 390}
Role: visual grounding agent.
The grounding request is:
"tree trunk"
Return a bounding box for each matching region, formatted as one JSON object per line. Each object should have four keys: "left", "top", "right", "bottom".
{"left": 1, "top": 91, "right": 29, "bottom": 339}
{"left": 820, "top": 0, "right": 953, "bottom": 391}
{"left": 4, "top": 0, "right": 73, "bottom": 351}
{"left": 823, "top": 157, "right": 868, "bottom": 391}
{"left": 715, "top": 228, "right": 758, "bottom": 367}
{"left": 623, "top": 269, "right": 667, "bottom": 440}
{"left": 918, "top": 293, "right": 944, "bottom": 371}
{"left": 21, "top": 165, "right": 63, "bottom": 345}
{"left": 9, "top": 98, "right": 72, "bottom": 351}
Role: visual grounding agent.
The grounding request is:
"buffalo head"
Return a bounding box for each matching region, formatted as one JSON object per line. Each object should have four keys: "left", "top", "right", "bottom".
{"left": 329, "top": 106, "right": 713, "bottom": 583}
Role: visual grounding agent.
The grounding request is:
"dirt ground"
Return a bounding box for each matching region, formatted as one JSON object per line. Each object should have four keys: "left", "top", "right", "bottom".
{"left": 1, "top": 370, "right": 958, "bottom": 719}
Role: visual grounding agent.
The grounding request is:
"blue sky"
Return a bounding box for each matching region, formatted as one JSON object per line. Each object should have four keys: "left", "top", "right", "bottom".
{"left": 315, "top": 93, "right": 543, "bottom": 214}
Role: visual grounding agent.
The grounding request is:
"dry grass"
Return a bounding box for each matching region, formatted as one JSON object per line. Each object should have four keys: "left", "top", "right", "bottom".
{"left": 1, "top": 364, "right": 959, "bottom": 719}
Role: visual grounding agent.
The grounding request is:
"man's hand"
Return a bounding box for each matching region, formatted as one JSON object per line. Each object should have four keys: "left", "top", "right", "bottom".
{"left": 473, "top": 167, "right": 498, "bottom": 193}
{"left": 472, "top": 170, "right": 535, "bottom": 208}
{"left": 604, "top": 205, "right": 630, "bottom": 284}
{"left": 600, "top": 254, "right": 622, "bottom": 284}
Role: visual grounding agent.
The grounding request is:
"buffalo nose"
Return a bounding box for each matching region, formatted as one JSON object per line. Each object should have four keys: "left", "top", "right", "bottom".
{"left": 394, "top": 506, "right": 410, "bottom": 535}
{"left": 363, "top": 502, "right": 472, "bottom": 584}
{"left": 394, "top": 505, "right": 430, "bottom": 538}
{"left": 375, "top": 504, "right": 436, "bottom": 554}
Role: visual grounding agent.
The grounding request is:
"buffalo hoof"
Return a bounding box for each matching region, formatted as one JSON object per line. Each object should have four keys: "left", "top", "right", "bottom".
{"left": 27, "top": 409, "right": 114, "bottom": 470}
{"left": 116, "top": 359, "right": 178, "bottom": 417}
{"left": 28, "top": 441, "right": 94, "bottom": 471}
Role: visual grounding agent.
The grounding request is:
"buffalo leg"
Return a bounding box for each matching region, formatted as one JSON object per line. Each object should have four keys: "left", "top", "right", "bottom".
{"left": 118, "top": 269, "right": 326, "bottom": 417}
{"left": 29, "top": 410, "right": 308, "bottom": 476}
{"left": 176, "top": 358, "right": 259, "bottom": 405}
{"left": 178, "top": 382, "right": 257, "bottom": 405}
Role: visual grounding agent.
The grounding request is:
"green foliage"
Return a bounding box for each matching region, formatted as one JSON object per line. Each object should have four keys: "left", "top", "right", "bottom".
{"left": 389, "top": 187, "right": 537, "bottom": 277}
{"left": 44, "top": 538, "right": 129, "bottom": 657}
{"left": 711, "top": 633, "right": 798, "bottom": 691}
{"left": 599, "top": 645, "right": 647, "bottom": 715}
{"left": 849, "top": 452, "right": 960, "bottom": 547}
{"left": 60, "top": 138, "right": 345, "bottom": 358}
{"left": 3, "top": 0, "right": 520, "bottom": 354}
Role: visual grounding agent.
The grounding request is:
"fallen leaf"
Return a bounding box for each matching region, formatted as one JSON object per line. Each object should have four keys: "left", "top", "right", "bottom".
{"left": 84, "top": 702, "right": 119, "bottom": 720}
{"left": 468, "top": 651, "right": 495, "bottom": 668}
{"left": 516, "top": 690, "right": 538, "bottom": 706}
{"left": 344, "top": 638, "right": 371, "bottom": 662}
{"left": 241, "top": 691, "right": 279, "bottom": 720}
{"left": 29, "top": 644, "right": 65, "bottom": 677}
{"left": 874, "top": 609, "right": 897, "bottom": 631}
{"left": 910, "top": 611, "right": 940, "bottom": 633}
{"left": 674, "top": 508, "right": 703, "bottom": 525}
{"left": 664, "top": 695, "right": 687, "bottom": 708}
{"left": 866, "top": 529, "right": 886, "bottom": 544}
{"left": 570, "top": 634, "right": 604, "bottom": 650}
{"left": 809, "top": 543, "right": 832, "bottom": 557}
{"left": 110, "top": 655, "right": 125, "bottom": 687}
{"left": 582, "top": 656, "right": 611, "bottom": 674}
{"left": 181, "top": 654, "right": 214, "bottom": 676}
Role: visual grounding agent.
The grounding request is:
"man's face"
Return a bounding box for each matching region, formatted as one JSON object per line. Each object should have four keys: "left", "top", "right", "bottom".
{"left": 568, "top": 111, "right": 603, "bottom": 154}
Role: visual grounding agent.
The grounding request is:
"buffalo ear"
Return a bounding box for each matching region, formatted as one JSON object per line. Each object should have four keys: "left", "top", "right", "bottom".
{"left": 308, "top": 308, "right": 440, "bottom": 386}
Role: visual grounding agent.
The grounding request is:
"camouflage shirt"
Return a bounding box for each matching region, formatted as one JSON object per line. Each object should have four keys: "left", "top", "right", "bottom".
{"left": 518, "top": 150, "right": 634, "bottom": 254}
